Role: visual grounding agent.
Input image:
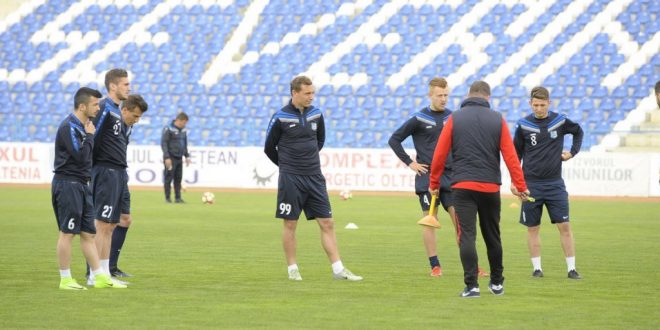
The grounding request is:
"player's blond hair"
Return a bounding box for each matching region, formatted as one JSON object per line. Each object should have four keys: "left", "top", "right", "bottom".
{"left": 428, "top": 77, "right": 448, "bottom": 90}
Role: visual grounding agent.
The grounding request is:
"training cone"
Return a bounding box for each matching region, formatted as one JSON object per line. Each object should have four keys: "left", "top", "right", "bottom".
{"left": 345, "top": 222, "right": 359, "bottom": 229}
{"left": 417, "top": 215, "right": 441, "bottom": 228}
{"left": 417, "top": 194, "right": 441, "bottom": 228}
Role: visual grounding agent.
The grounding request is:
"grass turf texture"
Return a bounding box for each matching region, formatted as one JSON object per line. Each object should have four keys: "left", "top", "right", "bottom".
{"left": 0, "top": 187, "right": 658, "bottom": 329}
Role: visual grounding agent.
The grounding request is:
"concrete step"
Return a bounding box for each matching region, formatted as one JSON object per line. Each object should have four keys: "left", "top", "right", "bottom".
{"left": 609, "top": 146, "right": 660, "bottom": 152}
{"left": 622, "top": 133, "right": 660, "bottom": 148}
{"left": 648, "top": 110, "right": 660, "bottom": 123}
{"left": 638, "top": 122, "right": 660, "bottom": 130}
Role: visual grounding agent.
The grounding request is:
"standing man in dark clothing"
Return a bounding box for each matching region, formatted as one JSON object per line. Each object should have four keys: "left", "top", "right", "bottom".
{"left": 88, "top": 68, "right": 148, "bottom": 285}
{"left": 161, "top": 112, "right": 190, "bottom": 203}
{"left": 512, "top": 86, "right": 584, "bottom": 280}
{"left": 92, "top": 93, "right": 148, "bottom": 283}
{"left": 655, "top": 80, "right": 660, "bottom": 108}
{"left": 52, "top": 87, "right": 120, "bottom": 289}
{"left": 264, "top": 75, "right": 362, "bottom": 282}
{"left": 389, "top": 77, "right": 488, "bottom": 278}
{"left": 429, "top": 81, "right": 529, "bottom": 298}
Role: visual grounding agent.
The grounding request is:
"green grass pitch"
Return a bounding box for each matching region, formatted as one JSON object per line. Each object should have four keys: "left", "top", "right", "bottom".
{"left": 0, "top": 186, "right": 658, "bottom": 329}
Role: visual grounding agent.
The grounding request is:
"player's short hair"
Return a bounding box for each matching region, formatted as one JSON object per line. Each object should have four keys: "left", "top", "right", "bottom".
{"left": 468, "top": 80, "right": 491, "bottom": 98}
{"left": 655, "top": 80, "right": 660, "bottom": 94}
{"left": 123, "top": 94, "right": 148, "bottom": 113}
{"left": 530, "top": 86, "right": 550, "bottom": 100}
{"left": 290, "top": 75, "right": 313, "bottom": 95}
{"left": 176, "top": 112, "right": 189, "bottom": 121}
{"left": 104, "top": 68, "right": 128, "bottom": 91}
{"left": 74, "top": 87, "right": 102, "bottom": 109}
{"left": 429, "top": 77, "right": 448, "bottom": 89}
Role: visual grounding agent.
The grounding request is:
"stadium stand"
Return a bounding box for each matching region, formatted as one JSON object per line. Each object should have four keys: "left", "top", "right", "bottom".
{"left": 0, "top": 0, "right": 658, "bottom": 151}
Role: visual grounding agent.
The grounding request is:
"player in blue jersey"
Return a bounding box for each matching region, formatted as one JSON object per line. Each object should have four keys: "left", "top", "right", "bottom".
{"left": 161, "top": 112, "right": 191, "bottom": 203}
{"left": 512, "top": 86, "right": 584, "bottom": 280}
{"left": 88, "top": 68, "right": 148, "bottom": 285}
{"left": 52, "top": 87, "right": 125, "bottom": 289}
{"left": 389, "top": 77, "right": 488, "bottom": 278}
{"left": 264, "top": 76, "right": 362, "bottom": 281}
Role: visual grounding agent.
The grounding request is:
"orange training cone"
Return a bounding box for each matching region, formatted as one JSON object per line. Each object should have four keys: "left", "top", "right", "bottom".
{"left": 417, "top": 194, "right": 441, "bottom": 228}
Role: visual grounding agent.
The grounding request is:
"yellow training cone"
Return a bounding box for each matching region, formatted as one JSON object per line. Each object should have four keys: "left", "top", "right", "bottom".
{"left": 417, "top": 194, "right": 441, "bottom": 228}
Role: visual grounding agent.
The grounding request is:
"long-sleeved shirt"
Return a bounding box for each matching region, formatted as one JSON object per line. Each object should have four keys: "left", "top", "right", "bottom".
{"left": 264, "top": 101, "right": 325, "bottom": 175}
{"left": 161, "top": 120, "right": 189, "bottom": 159}
{"left": 513, "top": 111, "right": 583, "bottom": 182}
{"left": 92, "top": 98, "right": 131, "bottom": 169}
{"left": 53, "top": 114, "right": 94, "bottom": 184}
{"left": 429, "top": 97, "right": 527, "bottom": 193}
{"left": 388, "top": 106, "right": 452, "bottom": 168}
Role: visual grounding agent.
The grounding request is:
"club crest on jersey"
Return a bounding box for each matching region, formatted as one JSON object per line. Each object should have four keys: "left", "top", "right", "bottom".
{"left": 550, "top": 131, "right": 558, "bottom": 139}
{"left": 311, "top": 122, "right": 317, "bottom": 131}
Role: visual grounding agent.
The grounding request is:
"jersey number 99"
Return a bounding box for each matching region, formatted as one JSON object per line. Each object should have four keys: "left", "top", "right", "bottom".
{"left": 279, "top": 203, "right": 292, "bottom": 215}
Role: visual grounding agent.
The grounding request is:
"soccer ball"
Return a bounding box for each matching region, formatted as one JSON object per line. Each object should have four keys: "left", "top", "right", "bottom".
{"left": 339, "top": 189, "right": 353, "bottom": 200}
{"left": 202, "top": 192, "right": 215, "bottom": 204}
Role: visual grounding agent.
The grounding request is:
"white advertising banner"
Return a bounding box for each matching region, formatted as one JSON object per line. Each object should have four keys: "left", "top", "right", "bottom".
{"left": 125, "top": 147, "right": 414, "bottom": 191}
{"left": 561, "top": 153, "right": 650, "bottom": 196}
{"left": 649, "top": 154, "right": 660, "bottom": 197}
{"left": 0, "top": 142, "right": 53, "bottom": 183}
{"left": 320, "top": 148, "right": 414, "bottom": 191}
{"left": 501, "top": 152, "right": 651, "bottom": 197}
{"left": 1, "top": 142, "right": 658, "bottom": 197}
{"left": 126, "top": 146, "right": 278, "bottom": 189}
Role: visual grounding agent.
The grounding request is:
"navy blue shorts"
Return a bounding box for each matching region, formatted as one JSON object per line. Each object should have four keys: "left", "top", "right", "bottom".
{"left": 91, "top": 166, "right": 130, "bottom": 223}
{"left": 51, "top": 179, "right": 96, "bottom": 234}
{"left": 519, "top": 179, "right": 569, "bottom": 227}
{"left": 276, "top": 173, "right": 332, "bottom": 220}
{"left": 416, "top": 172, "right": 453, "bottom": 211}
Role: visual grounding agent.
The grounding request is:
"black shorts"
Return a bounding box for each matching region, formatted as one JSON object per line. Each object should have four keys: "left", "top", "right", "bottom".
{"left": 276, "top": 172, "right": 332, "bottom": 220}
{"left": 416, "top": 172, "right": 453, "bottom": 211}
{"left": 51, "top": 179, "right": 96, "bottom": 234}
{"left": 418, "top": 189, "right": 452, "bottom": 212}
{"left": 91, "top": 166, "right": 130, "bottom": 223}
{"left": 519, "top": 179, "right": 569, "bottom": 227}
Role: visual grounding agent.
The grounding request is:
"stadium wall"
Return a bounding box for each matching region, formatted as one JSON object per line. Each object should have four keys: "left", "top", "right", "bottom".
{"left": 1, "top": 142, "right": 658, "bottom": 197}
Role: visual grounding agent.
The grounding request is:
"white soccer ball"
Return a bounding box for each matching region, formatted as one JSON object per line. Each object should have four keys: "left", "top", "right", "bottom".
{"left": 202, "top": 192, "right": 215, "bottom": 204}
{"left": 339, "top": 189, "right": 353, "bottom": 200}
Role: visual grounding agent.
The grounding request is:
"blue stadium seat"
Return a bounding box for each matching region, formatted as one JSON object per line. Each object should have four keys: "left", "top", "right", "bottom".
{"left": 1, "top": 0, "right": 655, "bottom": 150}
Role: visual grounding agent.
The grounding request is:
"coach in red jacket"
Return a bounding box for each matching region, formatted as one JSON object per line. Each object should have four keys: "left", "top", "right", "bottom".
{"left": 429, "top": 81, "right": 529, "bottom": 298}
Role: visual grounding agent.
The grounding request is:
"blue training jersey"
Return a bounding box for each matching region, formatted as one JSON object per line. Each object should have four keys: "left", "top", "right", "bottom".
{"left": 53, "top": 114, "right": 94, "bottom": 183}
{"left": 92, "top": 98, "right": 131, "bottom": 169}
{"left": 388, "top": 106, "right": 452, "bottom": 168}
{"left": 264, "top": 101, "right": 325, "bottom": 175}
{"left": 513, "top": 111, "right": 584, "bottom": 182}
